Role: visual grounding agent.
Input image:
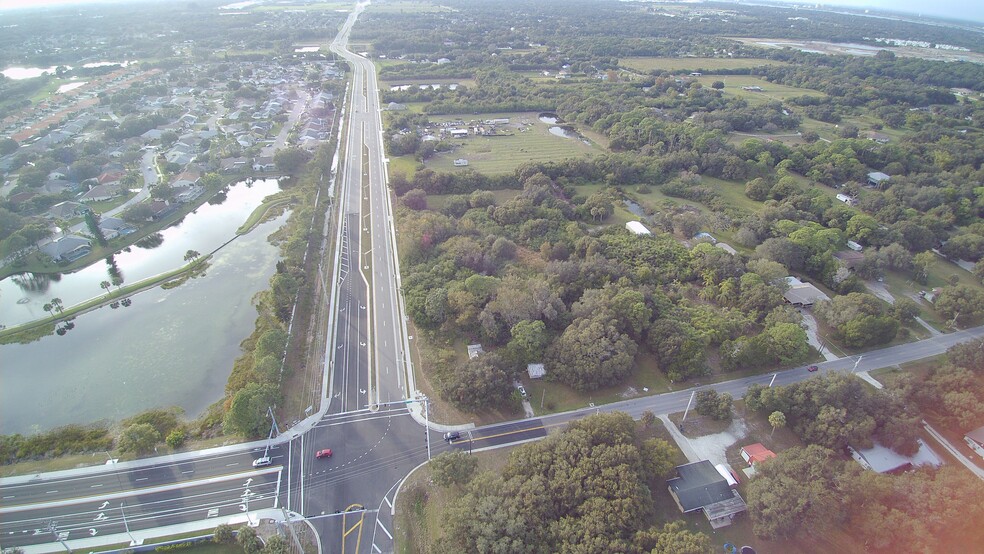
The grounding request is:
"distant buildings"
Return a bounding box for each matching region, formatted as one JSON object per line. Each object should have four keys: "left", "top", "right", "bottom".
{"left": 867, "top": 171, "right": 891, "bottom": 188}
{"left": 848, "top": 440, "right": 942, "bottom": 474}
{"left": 40, "top": 235, "right": 92, "bottom": 262}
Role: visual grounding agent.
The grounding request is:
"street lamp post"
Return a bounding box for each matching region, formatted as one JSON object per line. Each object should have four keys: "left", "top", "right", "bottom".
{"left": 120, "top": 502, "right": 137, "bottom": 545}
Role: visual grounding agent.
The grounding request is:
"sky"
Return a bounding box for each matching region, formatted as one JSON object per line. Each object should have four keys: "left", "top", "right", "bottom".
{"left": 770, "top": 0, "right": 984, "bottom": 24}
{"left": 0, "top": 0, "right": 982, "bottom": 24}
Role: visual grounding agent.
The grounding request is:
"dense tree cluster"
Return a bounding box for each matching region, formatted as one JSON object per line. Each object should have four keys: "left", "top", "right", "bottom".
{"left": 744, "top": 373, "right": 920, "bottom": 453}
{"left": 433, "top": 413, "right": 706, "bottom": 553}
{"left": 747, "top": 445, "right": 984, "bottom": 552}
{"left": 890, "top": 340, "right": 984, "bottom": 432}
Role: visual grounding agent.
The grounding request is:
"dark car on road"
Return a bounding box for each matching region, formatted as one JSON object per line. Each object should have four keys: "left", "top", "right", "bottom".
{"left": 443, "top": 431, "right": 461, "bottom": 442}
{"left": 807, "top": 365, "right": 819, "bottom": 372}
{"left": 316, "top": 448, "right": 333, "bottom": 459}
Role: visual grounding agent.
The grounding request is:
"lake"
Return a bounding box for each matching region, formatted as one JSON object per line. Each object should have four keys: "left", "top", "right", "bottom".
{"left": 0, "top": 180, "right": 287, "bottom": 434}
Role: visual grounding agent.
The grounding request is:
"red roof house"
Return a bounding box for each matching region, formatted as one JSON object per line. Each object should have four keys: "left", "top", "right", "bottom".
{"left": 740, "top": 443, "right": 777, "bottom": 466}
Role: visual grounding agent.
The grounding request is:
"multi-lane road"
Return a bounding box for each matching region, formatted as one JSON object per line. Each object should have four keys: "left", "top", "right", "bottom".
{"left": 4, "top": 2, "right": 984, "bottom": 553}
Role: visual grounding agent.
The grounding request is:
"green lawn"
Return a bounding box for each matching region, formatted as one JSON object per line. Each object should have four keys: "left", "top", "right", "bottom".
{"left": 621, "top": 57, "right": 789, "bottom": 73}
{"left": 420, "top": 112, "right": 598, "bottom": 175}
{"left": 694, "top": 75, "right": 825, "bottom": 106}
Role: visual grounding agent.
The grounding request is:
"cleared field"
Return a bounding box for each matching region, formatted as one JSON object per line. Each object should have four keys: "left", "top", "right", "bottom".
{"left": 422, "top": 112, "right": 598, "bottom": 175}
{"left": 694, "top": 75, "right": 825, "bottom": 106}
{"left": 621, "top": 57, "right": 788, "bottom": 73}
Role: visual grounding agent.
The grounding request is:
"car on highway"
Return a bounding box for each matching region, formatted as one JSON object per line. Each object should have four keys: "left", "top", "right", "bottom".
{"left": 316, "top": 448, "right": 333, "bottom": 459}
{"left": 807, "top": 365, "right": 819, "bottom": 372}
{"left": 443, "top": 431, "right": 461, "bottom": 442}
{"left": 252, "top": 456, "right": 271, "bottom": 467}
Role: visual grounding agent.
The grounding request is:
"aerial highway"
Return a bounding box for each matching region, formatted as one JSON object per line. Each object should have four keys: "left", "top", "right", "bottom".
{"left": 4, "top": 1, "right": 984, "bottom": 552}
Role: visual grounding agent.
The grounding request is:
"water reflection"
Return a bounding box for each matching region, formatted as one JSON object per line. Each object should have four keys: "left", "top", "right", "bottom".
{"left": 10, "top": 272, "right": 61, "bottom": 294}
{"left": 0, "top": 179, "right": 280, "bottom": 327}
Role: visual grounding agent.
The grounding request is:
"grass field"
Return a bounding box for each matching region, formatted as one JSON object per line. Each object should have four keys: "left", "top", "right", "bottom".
{"left": 420, "top": 112, "right": 599, "bottom": 175}
{"left": 694, "top": 75, "right": 825, "bottom": 106}
{"left": 621, "top": 57, "right": 789, "bottom": 73}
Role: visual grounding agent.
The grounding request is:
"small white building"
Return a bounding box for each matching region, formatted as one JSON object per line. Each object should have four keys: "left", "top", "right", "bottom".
{"left": 965, "top": 426, "right": 984, "bottom": 459}
{"left": 467, "top": 344, "right": 484, "bottom": 359}
{"left": 625, "top": 221, "right": 651, "bottom": 235}
{"left": 453, "top": 159, "right": 469, "bottom": 167}
{"left": 836, "top": 193, "right": 855, "bottom": 205}
{"left": 846, "top": 240, "right": 863, "bottom": 252}
{"left": 527, "top": 363, "right": 546, "bottom": 379}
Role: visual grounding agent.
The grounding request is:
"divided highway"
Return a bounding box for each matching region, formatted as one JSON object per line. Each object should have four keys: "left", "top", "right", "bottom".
{"left": 4, "top": 1, "right": 984, "bottom": 553}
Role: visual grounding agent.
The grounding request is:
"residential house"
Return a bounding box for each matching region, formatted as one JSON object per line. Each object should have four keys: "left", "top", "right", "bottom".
{"left": 97, "top": 170, "right": 124, "bottom": 186}
{"left": 220, "top": 157, "right": 248, "bottom": 173}
{"left": 148, "top": 200, "right": 178, "bottom": 220}
{"left": 836, "top": 193, "right": 856, "bottom": 205}
{"left": 98, "top": 217, "right": 135, "bottom": 240}
{"left": 964, "top": 425, "right": 984, "bottom": 459}
{"left": 716, "top": 243, "right": 738, "bottom": 256}
{"left": 527, "top": 363, "right": 546, "bottom": 379}
{"left": 46, "top": 201, "right": 86, "bottom": 220}
{"left": 866, "top": 131, "right": 891, "bottom": 144}
{"left": 739, "top": 443, "right": 777, "bottom": 474}
{"left": 867, "top": 171, "right": 891, "bottom": 188}
{"left": 41, "top": 235, "right": 92, "bottom": 262}
{"left": 833, "top": 250, "right": 866, "bottom": 271}
{"left": 848, "top": 440, "right": 942, "bottom": 474}
{"left": 782, "top": 276, "right": 830, "bottom": 307}
{"left": 667, "top": 460, "right": 747, "bottom": 528}
{"left": 80, "top": 184, "right": 122, "bottom": 203}
{"left": 467, "top": 344, "right": 485, "bottom": 359}
{"left": 253, "top": 156, "right": 276, "bottom": 172}
{"left": 693, "top": 232, "right": 717, "bottom": 244}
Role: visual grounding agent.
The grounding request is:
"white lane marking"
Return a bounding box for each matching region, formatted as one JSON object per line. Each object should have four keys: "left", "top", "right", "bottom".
{"left": 90, "top": 484, "right": 103, "bottom": 488}
{"left": 377, "top": 520, "right": 393, "bottom": 539}
{"left": 383, "top": 496, "right": 393, "bottom": 509}
{"left": 227, "top": 463, "right": 239, "bottom": 467}
{"left": 182, "top": 470, "right": 195, "bottom": 474}
{"left": 2, "top": 496, "right": 15, "bottom": 500}
{"left": 373, "top": 545, "right": 382, "bottom": 553}
{"left": 45, "top": 491, "right": 58, "bottom": 494}
{"left": 135, "top": 478, "right": 148, "bottom": 482}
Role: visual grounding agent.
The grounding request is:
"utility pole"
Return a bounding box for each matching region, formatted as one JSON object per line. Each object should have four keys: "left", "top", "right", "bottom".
{"left": 46, "top": 521, "right": 71, "bottom": 553}
{"left": 769, "top": 373, "right": 778, "bottom": 388}
{"left": 681, "top": 390, "right": 696, "bottom": 422}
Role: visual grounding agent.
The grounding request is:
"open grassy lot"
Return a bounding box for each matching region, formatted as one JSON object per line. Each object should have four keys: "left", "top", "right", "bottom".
{"left": 621, "top": 57, "right": 789, "bottom": 73}
{"left": 422, "top": 112, "right": 599, "bottom": 175}
{"left": 693, "top": 75, "right": 825, "bottom": 106}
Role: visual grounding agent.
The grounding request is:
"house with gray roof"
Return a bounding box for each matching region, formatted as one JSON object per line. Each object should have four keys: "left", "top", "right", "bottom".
{"left": 46, "top": 201, "right": 86, "bottom": 220}
{"left": 667, "top": 460, "right": 746, "bottom": 528}
{"left": 41, "top": 235, "right": 92, "bottom": 262}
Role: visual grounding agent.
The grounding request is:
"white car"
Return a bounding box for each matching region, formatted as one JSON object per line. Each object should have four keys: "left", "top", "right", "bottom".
{"left": 252, "top": 456, "right": 271, "bottom": 467}
{"left": 517, "top": 384, "right": 528, "bottom": 399}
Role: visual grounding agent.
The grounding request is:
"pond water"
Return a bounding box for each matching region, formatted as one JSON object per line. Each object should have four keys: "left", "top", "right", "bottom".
{"left": 538, "top": 113, "right": 559, "bottom": 124}
{"left": 2, "top": 66, "right": 61, "bottom": 80}
{"left": 548, "top": 126, "right": 577, "bottom": 138}
{"left": 0, "top": 179, "right": 281, "bottom": 328}
{"left": 0, "top": 179, "right": 287, "bottom": 434}
{"left": 624, "top": 199, "right": 646, "bottom": 217}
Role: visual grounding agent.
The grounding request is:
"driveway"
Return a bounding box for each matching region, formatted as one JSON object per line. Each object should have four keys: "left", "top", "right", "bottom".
{"left": 800, "top": 310, "right": 840, "bottom": 361}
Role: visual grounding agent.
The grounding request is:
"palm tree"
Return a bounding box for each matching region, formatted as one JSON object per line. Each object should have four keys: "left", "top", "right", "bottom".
{"left": 50, "top": 297, "right": 64, "bottom": 314}
{"left": 43, "top": 303, "right": 54, "bottom": 317}
{"left": 184, "top": 250, "right": 201, "bottom": 263}
{"left": 100, "top": 281, "right": 111, "bottom": 296}
{"left": 769, "top": 410, "right": 786, "bottom": 437}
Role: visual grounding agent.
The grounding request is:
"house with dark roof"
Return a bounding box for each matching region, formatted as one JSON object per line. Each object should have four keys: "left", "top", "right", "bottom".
{"left": 667, "top": 460, "right": 747, "bottom": 528}
{"left": 867, "top": 171, "right": 891, "bottom": 188}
